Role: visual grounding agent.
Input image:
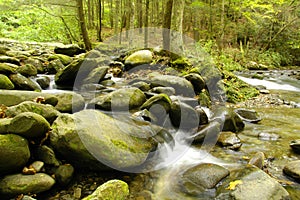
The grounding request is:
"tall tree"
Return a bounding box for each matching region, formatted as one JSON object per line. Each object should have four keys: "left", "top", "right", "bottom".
{"left": 162, "top": 0, "right": 173, "bottom": 51}
{"left": 77, "top": 0, "right": 91, "bottom": 50}
{"left": 144, "top": 0, "right": 149, "bottom": 47}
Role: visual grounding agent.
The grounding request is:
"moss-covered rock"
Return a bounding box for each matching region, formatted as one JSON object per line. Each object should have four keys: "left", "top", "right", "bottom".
{"left": 0, "top": 74, "right": 14, "bottom": 89}
{"left": 0, "top": 55, "right": 20, "bottom": 65}
{"left": 46, "top": 59, "right": 65, "bottom": 74}
{"left": 83, "top": 66, "right": 109, "bottom": 85}
{"left": 82, "top": 180, "right": 129, "bottom": 200}
{"left": 0, "top": 134, "right": 30, "bottom": 175}
{"left": 53, "top": 92, "right": 85, "bottom": 113}
{"left": 48, "top": 54, "right": 73, "bottom": 66}
{"left": 54, "top": 44, "right": 85, "bottom": 56}
{"left": 0, "top": 63, "right": 17, "bottom": 75}
{"left": 17, "top": 64, "right": 37, "bottom": 77}
{"left": 9, "top": 73, "right": 41, "bottom": 91}
{"left": 0, "top": 118, "right": 12, "bottom": 134}
{"left": 125, "top": 50, "right": 153, "bottom": 68}
{"left": 23, "top": 58, "right": 45, "bottom": 73}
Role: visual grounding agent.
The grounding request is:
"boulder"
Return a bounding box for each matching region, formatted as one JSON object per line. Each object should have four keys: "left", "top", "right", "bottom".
{"left": 0, "top": 63, "right": 17, "bottom": 74}
{"left": 131, "top": 81, "right": 151, "bottom": 91}
{"left": 46, "top": 59, "right": 65, "bottom": 74}
{"left": 8, "top": 112, "right": 50, "bottom": 138}
{"left": 217, "top": 132, "right": 242, "bottom": 150}
{"left": 5, "top": 101, "right": 60, "bottom": 123}
{"left": 88, "top": 88, "right": 146, "bottom": 111}
{"left": 23, "top": 58, "right": 45, "bottom": 73}
{"left": 82, "top": 180, "right": 129, "bottom": 200}
{"left": 150, "top": 86, "right": 176, "bottom": 96}
{"left": 184, "top": 73, "right": 206, "bottom": 94}
{"left": 248, "top": 152, "right": 265, "bottom": 169}
{"left": 180, "top": 163, "right": 229, "bottom": 196}
{"left": 48, "top": 54, "right": 73, "bottom": 65}
{"left": 216, "top": 165, "right": 290, "bottom": 199}
{"left": 0, "top": 74, "right": 14, "bottom": 89}
{"left": 0, "top": 134, "right": 30, "bottom": 175}
{"left": 53, "top": 92, "right": 85, "bottom": 113}
{"left": 283, "top": 160, "right": 300, "bottom": 182}
{"left": 54, "top": 44, "right": 85, "bottom": 56}
{"left": 234, "top": 108, "right": 261, "bottom": 123}
{"left": 290, "top": 139, "right": 300, "bottom": 153}
{"left": 34, "top": 145, "right": 60, "bottom": 166}
{"left": 17, "top": 64, "right": 38, "bottom": 77}
{"left": 148, "top": 74, "right": 195, "bottom": 97}
{"left": 0, "top": 55, "right": 20, "bottom": 65}
{"left": 9, "top": 73, "right": 42, "bottom": 91}
{"left": 0, "top": 118, "right": 12, "bottom": 134}
{"left": 0, "top": 173, "right": 55, "bottom": 197}
{"left": 82, "top": 66, "right": 109, "bottom": 85}
{"left": 50, "top": 110, "right": 158, "bottom": 170}
{"left": 125, "top": 50, "right": 153, "bottom": 68}
{"left": 55, "top": 164, "right": 74, "bottom": 186}
{"left": 35, "top": 76, "right": 50, "bottom": 89}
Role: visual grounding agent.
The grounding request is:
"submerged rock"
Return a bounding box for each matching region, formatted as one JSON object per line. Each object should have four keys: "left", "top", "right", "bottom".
{"left": 217, "top": 132, "right": 242, "bottom": 150}
{"left": 248, "top": 152, "right": 265, "bottom": 169}
{"left": 0, "top": 134, "right": 30, "bottom": 175}
{"left": 283, "top": 160, "right": 300, "bottom": 182}
{"left": 234, "top": 108, "right": 261, "bottom": 123}
{"left": 0, "top": 173, "right": 55, "bottom": 197}
{"left": 82, "top": 180, "right": 129, "bottom": 200}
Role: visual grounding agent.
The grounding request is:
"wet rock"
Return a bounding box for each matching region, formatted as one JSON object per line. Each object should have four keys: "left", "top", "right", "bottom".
{"left": 148, "top": 74, "right": 195, "bottom": 97}
{"left": 132, "top": 109, "right": 157, "bottom": 123}
{"left": 216, "top": 165, "right": 290, "bottom": 199}
{"left": 189, "top": 121, "right": 221, "bottom": 144}
{"left": 131, "top": 81, "right": 151, "bottom": 91}
{"left": 17, "top": 64, "right": 37, "bottom": 77}
{"left": 0, "top": 90, "right": 58, "bottom": 107}
{"left": 169, "top": 101, "right": 199, "bottom": 130}
{"left": 35, "top": 145, "right": 60, "bottom": 166}
{"left": 150, "top": 86, "right": 176, "bottom": 96}
{"left": 54, "top": 44, "right": 85, "bottom": 56}
{"left": 0, "top": 118, "right": 12, "bottom": 134}
{"left": 46, "top": 59, "right": 65, "bottom": 74}
{"left": 180, "top": 163, "right": 229, "bottom": 196}
{"left": 0, "top": 55, "right": 20, "bottom": 65}
{"left": 100, "top": 79, "right": 115, "bottom": 86}
{"left": 258, "top": 132, "right": 280, "bottom": 141}
{"left": 283, "top": 160, "right": 300, "bottom": 182}
{"left": 184, "top": 73, "right": 206, "bottom": 94}
{"left": 125, "top": 50, "right": 153, "bottom": 68}
{"left": 0, "top": 173, "right": 55, "bottom": 197}
{"left": 234, "top": 108, "right": 261, "bottom": 123}
{"left": 260, "top": 89, "right": 270, "bottom": 94}
{"left": 5, "top": 101, "right": 60, "bottom": 123}
{"left": 82, "top": 180, "right": 129, "bottom": 200}
{"left": 8, "top": 112, "right": 50, "bottom": 138}
{"left": 290, "top": 139, "right": 300, "bottom": 153}
{"left": 170, "top": 96, "right": 199, "bottom": 108}
{"left": 50, "top": 110, "right": 158, "bottom": 170}
{"left": 0, "top": 62, "right": 17, "bottom": 74}
{"left": 0, "top": 74, "right": 14, "bottom": 89}
{"left": 88, "top": 88, "right": 146, "bottom": 111}
{"left": 6, "top": 50, "right": 31, "bottom": 58}
{"left": 217, "top": 132, "right": 242, "bottom": 150}
{"left": 82, "top": 66, "right": 109, "bottom": 85}
{"left": 0, "top": 134, "right": 30, "bottom": 175}
{"left": 48, "top": 54, "right": 73, "bottom": 66}
{"left": 198, "top": 90, "right": 211, "bottom": 107}
{"left": 9, "top": 73, "right": 42, "bottom": 91}
{"left": 53, "top": 92, "right": 85, "bottom": 113}
{"left": 55, "top": 164, "right": 74, "bottom": 186}
{"left": 195, "top": 106, "right": 209, "bottom": 125}
{"left": 23, "top": 57, "right": 44, "bottom": 73}
{"left": 248, "top": 152, "right": 265, "bottom": 169}
{"left": 35, "top": 76, "right": 50, "bottom": 89}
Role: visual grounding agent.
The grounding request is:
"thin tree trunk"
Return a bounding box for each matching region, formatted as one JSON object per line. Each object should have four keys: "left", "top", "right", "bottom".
{"left": 98, "top": 0, "right": 103, "bottom": 41}
{"left": 137, "top": 0, "right": 143, "bottom": 34}
{"left": 144, "top": 0, "right": 149, "bottom": 48}
{"left": 162, "top": 0, "right": 173, "bottom": 51}
{"left": 171, "top": 0, "right": 185, "bottom": 51}
{"left": 77, "top": 0, "right": 92, "bottom": 50}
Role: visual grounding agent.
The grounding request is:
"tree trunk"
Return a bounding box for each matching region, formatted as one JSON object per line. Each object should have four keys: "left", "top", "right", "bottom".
{"left": 162, "top": 0, "right": 173, "bottom": 51}
{"left": 137, "top": 0, "right": 143, "bottom": 34}
{"left": 144, "top": 0, "right": 149, "bottom": 48}
{"left": 77, "top": 0, "right": 92, "bottom": 50}
{"left": 98, "top": 0, "right": 103, "bottom": 41}
{"left": 171, "top": 0, "right": 185, "bottom": 51}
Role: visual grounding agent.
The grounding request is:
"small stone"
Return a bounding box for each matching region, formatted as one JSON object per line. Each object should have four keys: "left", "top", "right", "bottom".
{"left": 258, "top": 132, "right": 280, "bottom": 141}
{"left": 248, "top": 152, "right": 265, "bottom": 169}
{"left": 55, "top": 164, "right": 74, "bottom": 186}
{"left": 283, "top": 160, "right": 300, "bottom": 182}
{"left": 290, "top": 139, "right": 300, "bottom": 153}
{"left": 260, "top": 89, "right": 270, "bottom": 94}
{"left": 217, "top": 132, "right": 242, "bottom": 150}
{"left": 30, "top": 161, "right": 44, "bottom": 172}
{"left": 73, "top": 187, "right": 82, "bottom": 199}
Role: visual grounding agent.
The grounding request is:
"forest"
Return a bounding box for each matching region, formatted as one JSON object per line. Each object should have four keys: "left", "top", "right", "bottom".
{"left": 0, "top": 0, "right": 299, "bottom": 69}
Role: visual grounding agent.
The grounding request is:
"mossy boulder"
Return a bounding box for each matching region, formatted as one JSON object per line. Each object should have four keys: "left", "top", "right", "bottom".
{"left": 8, "top": 112, "right": 50, "bottom": 138}
{"left": 88, "top": 88, "right": 146, "bottom": 111}
{"left": 125, "top": 50, "right": 153, "bottom": 68}
{"left": 283, "top": 160, "right": 300, "bottom": 182}
{"left": 0, "top": 173, "right": 55, "bottom": 198}
{"left": 83, "top": 66, "right": 109, "bottom": 85}
{"left": 184, "top": 73, "right": 206, "bottom": 94}
{"left": 54, "top": 44, "right": 85, "bottom": 56}
{"left": 0, "top": 74, "right": 14, "bottom": 89}
{"left": 9, "top": 73, "right": 41, "bottom": 91}
{"left": 0, "top": 63, "right": 17, "bottom": 75}
{"left": 0, "top": 134, "right": 30, "bottom": 175}
{"left": 0, "top": 118, "right": 12, "bottom": 134}
{"left": 46, "top": 59, "right": 65, "bottom": 74}
{"left": 23, "top": 58, "right": 45, "bottom": 73}
{"left": 82, "top": 180, "right": 129, "bottom": 200}
{"left": 17, "top": 64, "right": 38, "bottom": 77}
{"left": 48, "top": 54, "right": 73, "bottom": 66}
{"left": 0, "top": 55, "right": 20, "bottom": 65}
{"left": 53, "top": 92, "right": 85, "bottom": 113}
{"left": 50, "top": 109, "right": 157, "bottom": 170}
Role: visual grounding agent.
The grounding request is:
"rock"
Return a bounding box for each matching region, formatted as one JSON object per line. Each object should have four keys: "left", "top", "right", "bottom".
{"left": 169, "top": 101, "right": 199, "bottom": 130}
{"left": 0, "top": 45, "right": 10, "bottom": 55}
{"left": 217, "top": 132, "right": 242, "bottom": 150}
{"left": 55, "top": 164, "right": 74, "bottom": 186}
{"left": 35, "top": 76, "right": 50, "bottom": 89}
{"left": 100, "top": 79, "right": 115, "bottom": 86}
{"left": 198, "top": 90, "right": 211, "bottom": 107}
{"left": 0, "top": 55, "right": 20, "bottom": 65}
{"left": 82, "top": 66, "right": 109, "bottom": 85}
{"left": 216, "top": 165, "right": 290, "bottom": 200}
{"left": 148, "top": 74, "right": 195, "bottom": 97}
{"left": 189, "top": 121, "right": 221, "bottom": 144}
{"left": 0, "top": 90, "right": 58, "bottom": 107}
{"left": 150, "top": 86, "right": 176, "bottom": 96}
{"left": 0, "top": 134, "right": 30, "bottom": 175}
{"left": 53, "top": 92, "right": 85, "bottom": 113}
{"left": 54, "top": 44, "right": 85, "bottom": 56}
{"left": 23, "top": 58, "right": 44, "bottom": 73}
{"left": 131, "top": 81, "right": 151, "bottom": 92}
{"left": 132, "top": 109, "right": 157, "bottom": 123}
{"left": 8, "top": 112, "right": 50, "bottom": 138}
{"left": 9, "top": 73, "right": 42, "bottom": 91}
{"left": 0, "top": 173, "right": 55, "bottom": 197}
{"left": 17, "top": 64, "right": 37, "bottom": 77}
{"left": 34, "top": 145, "right": 60, "bottom": 166}
{"left": 30, "top": 161, "right": 44, "bottom": 172}
{"left": 0, "top": 74, "right": 14, "bottom": 89}
{"left": 125, "top": 50, "right": 153, "bottom": 68}
{"left": 180, "top": 163, "right": 229, "bottom": 196}
{"left": 48, "top": 54, "right": 73, "bottom": 65}
{"left": 46, "top": 59, "right": 65, "bottom": 74}
{"left": 0, "top": 118, "right": 12, "bottom": 134}
{"left": 140, "top": 94, "right": 172, "bottom": 119}
{"left": 50, "top": 110, "right": 158, "bottom": 170}
{"left": 258, "top": 132, "right": 280, "bottom": 141}
{"left": 88, "top": 88, "right": 146, "bottom": 111}
{"left": 82, "top": 180, "right": 129, "bottom": 200}
{"left": 21, "top": 195, "right": 37, "bottom": 200}
{"left": 195, "top": 106, "right": 209, "bottom": 125}
{"left": 283, "top": 160, "right": 300, "bottom": 182}
{"left": 0, "top": 62, "right": 17, "bottom": 74}
{"left": 6, "top": 50, "right": 31, "bottom": 57}
{"left": 290, "top": 139, "right": 300, "bottom": 153}
{"left": 234, "top": 108, "right": 261, "bottom": 123}
{"left": 248, "top": 152, "right": 265, "bottom": 169}
{"left": 5, "top": 101, "right": 60, "bottom": 123}
{"left": 170, "top": 96, "right": 199, "bottom": 108}
{"left": 184, "top": 73, "right": 206, "bottom": 94}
